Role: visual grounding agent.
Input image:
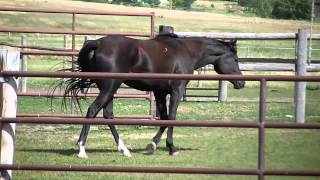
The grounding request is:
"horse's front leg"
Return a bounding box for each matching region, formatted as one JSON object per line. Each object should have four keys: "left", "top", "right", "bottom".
{"left": 103, "top": 100, "right": 131, "bottom": 157}
{"left": 146, "top": 93, "right": 168, "bottom": 154}
{"left": 77, "top": 91, "right": 112, "bottom": 159}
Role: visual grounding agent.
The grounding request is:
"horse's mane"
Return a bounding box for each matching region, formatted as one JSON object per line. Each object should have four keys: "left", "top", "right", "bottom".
{"left": 176, "top": 36, "right": 237, "bottom": 53}
{"left": 155, "top": 33, "right": 179, "bottom": 39}
{"left": 154, "top": 34, "right": 237, "bottom": 53}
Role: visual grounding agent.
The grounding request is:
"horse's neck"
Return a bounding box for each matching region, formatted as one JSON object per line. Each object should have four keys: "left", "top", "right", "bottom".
{"left": 193, "top": 43, "right": 225, "bottom": 70}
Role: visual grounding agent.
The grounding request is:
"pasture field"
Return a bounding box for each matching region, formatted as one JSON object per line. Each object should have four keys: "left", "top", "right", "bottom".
{"left": 1, "top": 0, "right": 319, "bottom": 33}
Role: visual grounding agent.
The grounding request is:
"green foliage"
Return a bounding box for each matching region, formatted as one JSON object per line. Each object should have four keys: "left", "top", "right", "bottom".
{"left": 238, "top": 0, "right": 312, "bottom": 20}
{"left": 141, "top": 0, "right": 161, "bottom": 7}
{"left": 272, "top": 0, "right": 312, "bottom": 20}
{"left": 111, "top": 0, "right": 141, "bottom": 6}
{"left": 168, "top": 0, "right": 196, "bottom": 9}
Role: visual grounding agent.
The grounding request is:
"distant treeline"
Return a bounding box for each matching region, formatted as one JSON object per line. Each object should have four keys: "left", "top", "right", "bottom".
{"left": 78, "top": 0, "right": 195, "bottom": 9}
{"left": 79, "top": 0, "right": 312, "bottom": 20}
{"left": 228, "top": 0, "right": 312, "bottom": 20}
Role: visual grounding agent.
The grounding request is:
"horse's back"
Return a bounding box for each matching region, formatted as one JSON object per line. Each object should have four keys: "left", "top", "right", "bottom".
{"left": 94, "top": 36, "right": 192, "bottom": 74}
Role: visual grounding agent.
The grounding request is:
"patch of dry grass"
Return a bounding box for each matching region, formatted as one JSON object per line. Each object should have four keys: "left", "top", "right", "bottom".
{"left": 0, "top": 0, "right": 318, "bottom": 33}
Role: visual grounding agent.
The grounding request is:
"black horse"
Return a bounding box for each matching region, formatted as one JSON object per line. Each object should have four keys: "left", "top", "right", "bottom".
{"left": 63, "top": 34, "right": 245, "bottom": 158}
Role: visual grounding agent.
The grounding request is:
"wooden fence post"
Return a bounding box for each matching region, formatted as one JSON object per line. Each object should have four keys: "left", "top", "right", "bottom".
{"left": 295, "top": 29, "right": 307, "bottom": 124}
{"left": 20, "top": 35, "right": 27, "bottom": 93}
{"left": 0, "top": 50, "right": 19, "bottom": 180}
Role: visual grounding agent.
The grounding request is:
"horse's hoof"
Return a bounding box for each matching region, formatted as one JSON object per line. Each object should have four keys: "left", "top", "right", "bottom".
{"left": 0, "top": 170, "right": 11, "bottom": 180}
{"left": 145, "top": 142, "right": 157, "bottom": 155}
{"left": 169, "top": 151, "right": 179, "bottom": 156}
{"left": 120, "top": 149, "right": 132, "bottom": 157}
{"left": 77, "top": 153, "right": 88, "bottom": 159}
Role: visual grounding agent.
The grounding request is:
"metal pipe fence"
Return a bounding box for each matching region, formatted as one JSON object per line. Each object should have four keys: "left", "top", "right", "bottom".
{"left": 0, "top": 71, "right": 319, "bottom": 179}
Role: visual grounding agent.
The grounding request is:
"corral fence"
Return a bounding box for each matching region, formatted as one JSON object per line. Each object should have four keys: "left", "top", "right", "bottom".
{"left": 0, "top": 6, "right": 157, "bottom": 119}
{"left": 0, "top": 71, "right": 320, "bottom": 180}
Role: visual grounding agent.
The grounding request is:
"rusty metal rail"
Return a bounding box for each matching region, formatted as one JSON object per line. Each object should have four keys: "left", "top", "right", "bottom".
{"left": 17, "top": 92, "right": 150, "bottom": 99}
{"left": 1, "top": 71, "right": 320, "bottom": 81}
{"left": 0, "top": 7, "right": 154, "bottom": 17}
{"left": 1, "top": 117, "right": 320, "bottom": 129}
{"left": 0, "top": 27, "right": 152, "bottom": 37}
{"left": 17, "top": 114, "right": 154, "bottom": 120}
{"left": 0, "top": 164, "right": 320, "bottom": 176}
{"left": 0, "top": 72, "right": 319, "bottom": 179}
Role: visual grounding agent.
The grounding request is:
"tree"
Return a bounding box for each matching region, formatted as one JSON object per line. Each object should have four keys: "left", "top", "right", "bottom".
{"left": 171, "top": 0, "right": 196, "bottom": 9}
{"left": 272, "top": 0, "right": 311, "bottom": 19}
{"left": 142, "top": 0, "right": 161, "bottom": 7}
{"left": 238, "top": 0, "right": 312, "bottom": 20}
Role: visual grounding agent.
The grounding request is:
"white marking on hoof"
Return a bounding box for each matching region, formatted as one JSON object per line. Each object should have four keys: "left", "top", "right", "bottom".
{"left": 170, "top": 151, "right": 179, "bottom": 156}
{"left": 146, "top": 142, "right": 157, "bottom": 154}
{"left": 77, "top": 152, "right": 88, "bottom": 159}
{"left": 118, "top": 138, "right": 132, "bottom": 157}
{"left": 78, "top": 141, "right": 88, "bottom": 159}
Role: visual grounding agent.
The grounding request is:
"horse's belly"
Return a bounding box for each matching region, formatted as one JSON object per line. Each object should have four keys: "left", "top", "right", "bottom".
{"left": 124, "top": 80, "right": 168, "bottom": 92}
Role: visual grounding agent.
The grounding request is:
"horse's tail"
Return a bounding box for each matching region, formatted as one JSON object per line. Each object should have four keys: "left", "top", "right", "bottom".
{"left": 77, "top": 40, "right": 98, "bottom": 72}
{"left": 49, "top": 40, "right": 99, "bottom": 114}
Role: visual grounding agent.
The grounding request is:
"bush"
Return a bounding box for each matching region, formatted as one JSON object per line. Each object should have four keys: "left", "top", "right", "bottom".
{"left": 272, "top": 0, "right": 311, "bottom": 20}
{"left": 170, "top": 0, "right": 196, "bottom": 9}
{"left": 141, "top": 0, "right": 160, "bottom": 7}
{"left": 239, "top": 0, "right": 312, "bottom": 20}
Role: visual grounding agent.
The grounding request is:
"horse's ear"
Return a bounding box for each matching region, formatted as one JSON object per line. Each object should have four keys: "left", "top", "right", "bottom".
{"left": 230, "top": 39, "right": 237, "bottom": 47}
{"left": 83, "top": 40, "right": 94, "bottom": 46}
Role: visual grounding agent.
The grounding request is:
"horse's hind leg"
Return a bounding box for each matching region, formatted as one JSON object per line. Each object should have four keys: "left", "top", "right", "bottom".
{"left": 77, "top": 89, "right": 114, "bottom": 158}
{"left": 103, "top": 100, "right": 131, "bottom": 157}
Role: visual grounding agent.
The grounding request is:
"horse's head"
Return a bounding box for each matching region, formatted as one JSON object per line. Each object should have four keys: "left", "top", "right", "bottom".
{"left": 213, "top": 40, "right": 245, "bottom": 89}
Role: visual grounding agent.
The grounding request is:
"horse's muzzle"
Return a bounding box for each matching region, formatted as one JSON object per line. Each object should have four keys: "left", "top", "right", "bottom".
{"left": 232, "top": 80, "right": 245, "bottom": 89}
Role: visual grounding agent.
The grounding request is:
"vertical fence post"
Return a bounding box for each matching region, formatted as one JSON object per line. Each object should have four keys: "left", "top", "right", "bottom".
{"left": 149, "top": 92, "right": 156, "bottom": 119}
{"left": 71, "top": 13, "right": 76, "bottom": 114}
{"left": 258, "top": 79, "right": 266, "bottom": 180}
{"left": 295, "top": 29, "right": 307, "bottom": 124}
{"left": 150, "top": 12, "right": 155, "bottom": 38}
{"left": 0, "top": 50, "right": 19, "bottom": 180}
{"left": 71, "top": 13, "right": 76, "bottom": 71}
{"left": 63, "top": 35, "right": 68, "bottom": 70}
{"left": 218, "top": 80, "right": 228, "bottom": 102}
{"left": 20, "top": 35, "right": 27, "bottom": 93}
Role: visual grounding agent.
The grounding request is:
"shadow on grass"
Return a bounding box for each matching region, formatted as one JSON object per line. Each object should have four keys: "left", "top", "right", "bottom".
{"left": 17, "top": 146, "right": 200, "bottom": 156}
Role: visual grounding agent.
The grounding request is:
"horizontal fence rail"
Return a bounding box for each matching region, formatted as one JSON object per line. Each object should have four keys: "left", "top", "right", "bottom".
{"left": 176, "top": 32, "right": 320, "bottom": 40}
{"left": 1, "top": 117, "right": 320, "bottom": 129}
{"left": 17, "top": 92, "right": 150, "bottom": 99}
{"left": 1, "top": 71, "right": 320, "bottom": 81}
{"left": 0, "top": 27, "right": 152, "bottom": 37}
{"left": 0, "top": 7, "right": 154, "bottom": 16}
{"left": 0, "top": 164, "right": 320, "bottom": 176}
